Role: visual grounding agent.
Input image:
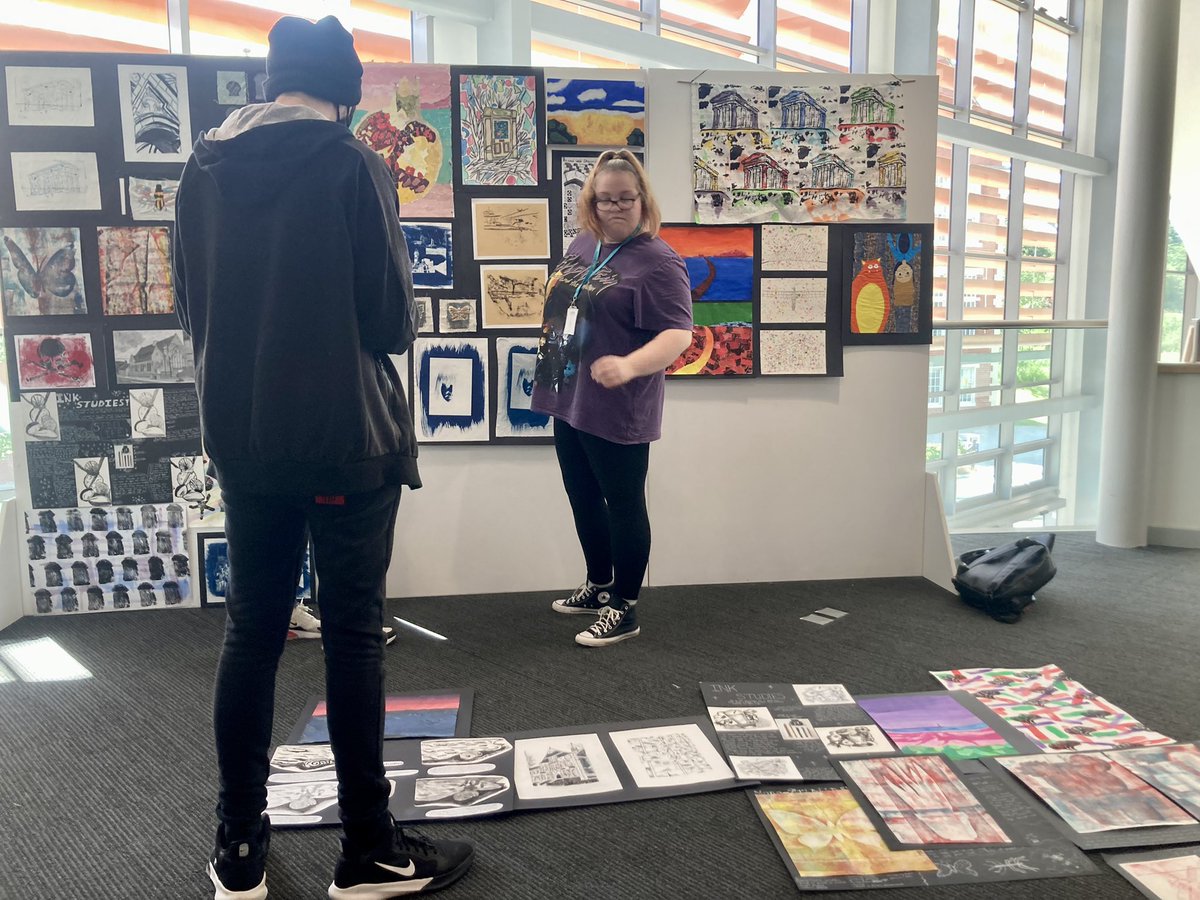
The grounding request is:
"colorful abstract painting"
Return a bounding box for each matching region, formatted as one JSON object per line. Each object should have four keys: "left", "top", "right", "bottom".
{"left": 753, "top": 787, "right": 937, "bottom": 878}
{"left": 495, "top": 336, "right": 551, "bottom": 439}
{"left": 845, "top": 227, "right": 930, "bottom": 342}
{"left": 97, "top": 226, "right": 173, "bottom": 315}
{"left": 458, "top": 72, "right": 538, "bottom": 187}
{"left": 1110, "top": 744, "right": 1200, "bottom": 820}
{"left": 16, "top": 333, "right": 95, "bottom": 390}
{"left": 2, "top": 227, "right": 86, "bottom": 315}
{"left": 858, "top": 693, "right": 1019, "bottom": 760}
{"left": 841, "top": 756, "right": 1011, "bottom": 846}
{"left": 546, "top": 77, "right": 645, "bottom": 147}
{"left": 692, "top": 81, "right": 906, "bottom": 224}
{"left": 415, "top": 338, "right": 489, "bottom": 442}
{"left": 300, "top": 692, "right": 466, "bottom": 743}
{"left": 355, "top": 64, "right": 453, "bottom": 217}
{"left": 660, "top": 226, "right": 754, "bottom": 376}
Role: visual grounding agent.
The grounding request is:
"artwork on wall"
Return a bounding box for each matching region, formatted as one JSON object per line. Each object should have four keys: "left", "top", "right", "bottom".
{"left": 480, "top": 264, "right": 547, "bottom": 329}
{"left": 117, "top": 64, "right": 192, "bottom": 163}
{"left": 760, "top": 277, "right": 826, "bottom": 324}
{"left": 112, "top": 329, "right": 194, "bottom": 385}
{"left": 215, "top": 70, "right": 247, "bottom": 105}
{"left": 127, "top": 177, "right": 178, "bottom": 222}
{"left": 438, "top": 298, "right": 478, "bottom": 333}
{"left": 494, "top": 337, "right": 551, "bottom": 439}
{"left": 129, "top": 388, "right": 167, "bottom": 438}
{"left": 414, "top": 338, "right": 489, "bottom": 442}
{"left": 169, "top": 455, "right": 211, "bottom": 520}
{"left": 356, "top": 64, "right": 454, "bottom": 217}
{"left": 72, "top": 455, "right": 112, "bottom": 505}
{"left": 196, "top": 531, "right": 228, "bottom": 607}
{"left": 843, "top": 225, "right": 933, "bottom": 344}
{"left": 762, "top": 224, "right": 828, "bottom": 271}
{"left": 545, "top": 76, "right": 645, "bottom": 147}
{"left": 692, "top": 80, "right": 907, "bottom": 224}
{"left": 400, "top": 222, "right": 454, "bottom": 289}
{"left": 471, "top": 198, "right": 551, "bottom": 260}
{"left": 414, "top": 296, "right": 434, "bottom": 333}
{"left": 2, "top": 227, "right": 87, "bottom": 315}
{"left": 11, "top": 151, "right": 102, "bottom": 211}
{"left": 19, "top": 391, "right": 61, "bottom": 441}
{"left": 660, "top": 225, "right": 754, "bottom": 376}
{"left": 97, "top": 226, "right": 173, "bottom": 315}
{"left": 555, "top": 150, "right": 642, "bottom": 251}
{"left": 5, "top": 66, "right": 95, "bottom": 127}
{"left": 457, "top": 71, "right": 539, "bottom": 187}
{"left": 16, "top": 333, "right": 96, "bottom": 390}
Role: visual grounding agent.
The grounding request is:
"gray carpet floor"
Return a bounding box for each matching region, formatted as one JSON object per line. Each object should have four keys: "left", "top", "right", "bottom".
{"left": 0, "top": 532, "right": 1196, "bottom": 899}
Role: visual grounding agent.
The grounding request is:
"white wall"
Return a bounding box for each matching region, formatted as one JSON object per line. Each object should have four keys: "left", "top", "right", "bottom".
{"left": 388, "top": 70, "right": 940, "bottom": 597}
{"left": 1147, "top": 370, "right": 1200, "bottom": 545}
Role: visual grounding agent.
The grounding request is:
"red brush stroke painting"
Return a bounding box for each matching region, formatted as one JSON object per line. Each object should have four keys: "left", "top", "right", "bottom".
{"left": 17, "top": 333, "right": 96, "bottom": 389}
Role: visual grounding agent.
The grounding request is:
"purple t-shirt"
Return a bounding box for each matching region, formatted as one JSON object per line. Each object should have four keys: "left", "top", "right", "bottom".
{"left": 531, "top": 233, "right": 693, "bottom": 444}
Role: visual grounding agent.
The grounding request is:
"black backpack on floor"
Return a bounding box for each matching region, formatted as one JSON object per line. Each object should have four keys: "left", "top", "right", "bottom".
{"left": 952, "top": 534, "right": 1057, "bottom": 624}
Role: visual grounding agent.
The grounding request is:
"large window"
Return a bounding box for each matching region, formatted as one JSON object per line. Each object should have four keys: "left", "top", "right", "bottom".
{"left": 1160, "top": 225, "right": 1198, "bottom": 362}
{"left": 1, "top": 0, "right": 170, "bottom": 52}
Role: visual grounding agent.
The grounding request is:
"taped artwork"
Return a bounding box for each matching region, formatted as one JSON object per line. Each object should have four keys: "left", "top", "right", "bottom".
{"left": 660, "top": 226, "right": 754, "bottom": 376}
{"left": 16, "top": 333, "right": 96, "bottom": 390}
{"left": 759, "top": 329, "right": 826, "bottom": 375}
{"left": 760, "top": 277, "right": 825, "bottom": 324}
{"left": 848, "top": 230, "right": 923, "bottom": 336}
{"left": 471, "top": 198, "right": 550, "bottom": 260}
{"left": 415, "top": 338, "right": 489, "bottom": 442}
{"left": 1110, "top": 744, "right": 1200, "bottom": 820}
{"left": 216, "top": 71, "right": 247, "bottom": 105}
{"left": 355, "top": 64, "right": 453, "bottom": 216}
{"left": 117, "top": 64, "right": 192, "bottom": 163}
{"left": 546, "top": 77, "right": 645, "bottom": 147}
{"left": 128, "top": 177, "right": 178, "bottom": 221}
{"left": 857, "top": 693, "right": 1019, "bottom": 760}
{"left": 458, "top": 72, "right": 538, "bottom": 186}
{"left": 438, "top": 299, "right": 477, "bottom": 333}
{"left": 98, "top": 226, "right": 173, "bottom": 315}
{"left": 19, "top": 392, "right": 61, "bottom": 441}
{"left": 480, "top": 265, "right": 547, "bottom": 329}
{"left": 5, "top": 66, "right": 94, "bottom": 127}
{"left": 692, "top": 81, "right": 906, "bottom": 224}
{"left": 495, "top": 337, "right": 551, "bottom": 439}
{"left": 2, "top": 227, "right": 86, "bottom": 315}
{"left": 762, "top": 224, "right": 828, "bottom": 270}
{"left": 11, "top": 151, "right": 101, "bottom": 211}
{"left": 401, "top": 223, "right": 453, "bottom": 290}
{"left": 513, "top": 733, "right": 622, "bottom": 800}
{"left": 113, "top": 330, "right": 194, "bottom": 384}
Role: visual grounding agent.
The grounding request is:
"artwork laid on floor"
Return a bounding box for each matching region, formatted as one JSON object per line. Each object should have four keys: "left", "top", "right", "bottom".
{"left": 10, "top": 151, "right": 101, "bottom": 211}
{"left": 931, "top": 664, "right": 1176, "bottom": 751}
{"left": 15, "top": 333, "right": 96, "bottom": 390}
{"left": 457, "top": 71, "right": 539, "bottom": 187}
{"left": 856, "top": 691, "right": 1038, "bottom": 760}
{"left": 97, "top": 226, "right": 173, "bottom": 315}
{"left": 1108, "top": 743, "right": 1200, "bottom": 819}
{"left": 761, "top": 224, "right": 828, "bottom": 271}
{"left": 18, "top": 391, "right": 61, "bottom": 441}
{"left": 660, "top": 225, "right": 754, "bottom": 376}
{"left": 438, "top": 298, "right": 477, "bottom": 333}
{"left": 414, "top": 338, "right": 489, "bottom": 442}
{"left": 1, "top": 226, "right": 86, "bottom": 316}
{"left": 470, "top": 197, "right": 551, "bottom": 259}
{"left": 400, "top": 222, "right": 453, "bottom": 290}
{"left": 22, "top": 503, "right": 191, "bottom": 615}
{"left": 1103, "top": 846, "right": 1200, "bottom": 900}
{"left": 355, "top": 64, "right": 453, "bottom": 216}
{"left": 493, "top": 336, "right": 551, "bottom": 439}
{"left": 692, "top": 80, "right": 907, "bottom": 224}
{"left": 287, "top": 690, "right": 474, "bottom": 745}
{"left": 513, "top": 733, "right": 623, "bottom": 800}
{"left": 112, "top": 329, "right": 194, "bottom": 385}
{"left": 700, "top": 682, "right": 882, "bottom": 782}
{"left": 750, "top": 782, "right": 1098, "bottom": 891}
{"left": 5, "top": 65, "right": 95, "bottom": 127}
{"left": 843, "top": 224, "right": 933, "bottom": 344}
{"left": 814, "top": 724, "right": 892, "bottom": 756}
{"left": 479, "top": 264, "right": 546, "bottom": 329}
{"left": 127, "top": 177, "right": 178, "bottom": 221}
{"left": 545, "top": 75, "right": 645, "bottom": 147}
{"left": 117, "top": 63, "right": 192, "bottom": 163}
{"left": 607, "top": 723, "right": 735, "bottom": 790}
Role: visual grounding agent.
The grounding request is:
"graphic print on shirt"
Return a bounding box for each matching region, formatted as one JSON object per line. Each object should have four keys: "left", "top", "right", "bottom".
{"left": 534, "top": 252, "right": 621, "bottom": 391}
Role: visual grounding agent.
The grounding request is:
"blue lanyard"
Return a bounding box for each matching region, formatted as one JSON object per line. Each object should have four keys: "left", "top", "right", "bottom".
{"left": 571, "top": 228, "right": 640, "bottom": 306}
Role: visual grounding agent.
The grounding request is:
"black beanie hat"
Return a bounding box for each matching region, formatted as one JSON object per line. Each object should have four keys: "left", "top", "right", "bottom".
{"left": 265, "top": 15, "right": 363, "bottom": 107}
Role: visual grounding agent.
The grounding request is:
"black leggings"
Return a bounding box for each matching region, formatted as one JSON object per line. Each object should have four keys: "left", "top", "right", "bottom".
{"left": 553, "top": 418, "right": 650, "bottom": 601}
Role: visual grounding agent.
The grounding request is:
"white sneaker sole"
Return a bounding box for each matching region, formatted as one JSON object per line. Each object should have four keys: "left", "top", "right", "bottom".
{"left": 327, "top": 877, "right": 434, "bottom": 898}
{"left": 575, "top": 626, "right": 640, "bottom": 647}
{"left": 208, "top": 862, "right": 268, "bottom": 899}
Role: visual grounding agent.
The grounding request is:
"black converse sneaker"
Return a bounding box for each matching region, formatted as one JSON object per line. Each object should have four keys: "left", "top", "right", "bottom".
{"left": 328, "top": 824, "right": 474, "bottom": 898}
{"left": 551, "top": 580, "right": 612, "bottom": 614}
{"left": 207, "top": 815, "right": 270, "bottom": 900}
{"left": 575, "top": 602, "right": 640, "bottom": 647}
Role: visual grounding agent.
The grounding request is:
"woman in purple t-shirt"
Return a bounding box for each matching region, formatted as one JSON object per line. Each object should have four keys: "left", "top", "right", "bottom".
{"left": 532, "top": 150, "right": 693, "bottom": 647}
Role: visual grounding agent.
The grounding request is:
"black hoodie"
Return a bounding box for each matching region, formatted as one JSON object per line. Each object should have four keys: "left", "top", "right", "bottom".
{"left": 174, "top": 103, "right": 420, "bottom": 495}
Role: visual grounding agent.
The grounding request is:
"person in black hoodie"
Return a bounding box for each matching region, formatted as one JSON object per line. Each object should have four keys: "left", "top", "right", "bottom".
{"left": 174, "top": 16, "right": 473, "bottom": 900}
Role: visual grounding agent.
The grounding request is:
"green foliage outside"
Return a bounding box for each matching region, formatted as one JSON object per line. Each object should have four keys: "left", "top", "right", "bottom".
{"left": 1016, "top": 359, "right": 1050, "bottom": 401}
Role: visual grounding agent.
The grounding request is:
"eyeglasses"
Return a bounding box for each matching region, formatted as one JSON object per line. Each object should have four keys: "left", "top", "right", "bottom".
{"left": 594, "top": 196, "right": 640, "bottom": 210}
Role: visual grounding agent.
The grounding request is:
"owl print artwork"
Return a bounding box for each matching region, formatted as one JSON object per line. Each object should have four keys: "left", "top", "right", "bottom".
{"left": 843, "top": 226, "right": 932, "bottom": 345}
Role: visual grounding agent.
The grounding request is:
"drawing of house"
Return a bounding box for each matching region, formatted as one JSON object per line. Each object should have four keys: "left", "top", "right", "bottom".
{"left": 27, "top": 162, "right": 82, "bottom": 196}
{"left": 527, "top": 744, "right": 597, "bottom": 788}
{"left": 877, "top": 150, "right": 906, "bottom": 187}
{"left": 848, "top": 86, "right": 895, "bottom": 124}
{"left": 778, "top": 89, "right": 826, "bottom": 130}
{"left": 482, "top": 106, "right": 518, "bottom": 160}
{"left": 740, "top": 152, "right": 788, "bottom": 190}
{"left": 708, "top": 89, "right": 759, "bottom": 130}
{"left": 809, "top": 152, "right": 854, "bottom": 189}
{"left": 20, "top": 80, "right": 82, "bottom": 113}
{"left": 123, "top": 334, "right": 190, "bottom": 380}
{"left": 693, "top": 158, "right": 720, "bottom": 193}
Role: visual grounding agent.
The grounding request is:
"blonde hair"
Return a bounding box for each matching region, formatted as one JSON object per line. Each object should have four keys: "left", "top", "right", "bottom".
{"left": 576, "top": 149, "right": 662, "bottom": 240}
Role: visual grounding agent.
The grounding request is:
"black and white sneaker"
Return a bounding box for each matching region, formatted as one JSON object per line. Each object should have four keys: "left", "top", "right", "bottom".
{"left": 575, "top": 603, "right": 639, "bottom": 647}
{"left": 328, "top": 824, "right": 474, "bottom": 898}
{"left": 207, "top": 815, "right": 270, "bottom": 900}
{"left": 551, "top": 580, "right": 612, "bottom": 614}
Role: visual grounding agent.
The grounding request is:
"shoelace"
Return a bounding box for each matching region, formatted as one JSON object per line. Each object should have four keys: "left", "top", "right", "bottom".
{"left": 569, "top": 582, "right": 593, "bottom": 603}
{"left": 588, "top": 606, "right": 623, "bottom": 635}
{"left": 397, "top": 828, "right": 440, "bottom": 857}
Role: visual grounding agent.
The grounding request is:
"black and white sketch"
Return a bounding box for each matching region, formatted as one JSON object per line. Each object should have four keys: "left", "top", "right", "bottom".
{"left": 265, "top": 780, "right": 341, "bottom": 826}
{"left": 730, "top": 755, "right": 803, "bottom": 781}
{"left": 11, "top": 151, "right": 102, "bottom": 211}
{"left": 117, "top": 64, "right": 193, "bottom": 163}
{"left": 709, "top": 706, "right": 777, "bottom": 731}
{"left": 421, "top": 738, "right": 512, "bottom": 766}
{"left": 816, "top": 724, "right": 893, "bottom": 755}
{"left": 438, "top": 299, "right": 477, "bottom": 333}
{"left": 216, "top": 71, "right": 247, "bottom": 105}
{"left": 170, "top": 455, "right": 210, "bottom": 519}
{"left": 761, "top": 224, "right": 829, "bottom": 271}
{"left": 400, "top": 222, "right": 453, "bottom": 289}
{"left": 609, "top": 723, "right": 735, "bottom": 790}
{"left": 112, "top": 443, "right": 135, "bottom": 471}
{"left": 270, "top": 744, "right": 336, "bottom": 777}
{"left": 19, "top": 392, "right": 60, "bottom": 441}
{"left": 415, "top": 776, "right": 510, "bottom": 808}
{"left": 778, "top": 717, "right": 818, "bottom": 741}
{"left": 72, "top": 456, "right": 111, "bottom": 505}
{"left": 113, "top": 330, "right": 194, "bottom": 384}
{"left": 794, "top": 683, "right": 857, "bottom": 705}
{"left": 558, "top": 154, "right": 595, "bottom": 247}
{"left": 760, "top": 277, "right": 827, "bottom": 324}
{"left": 479, "top": 265, "right": 547, "bottom": 329}
{"left": 2, "top": 226, "right": 87, "bottom": 315}
{"left": 470, "top": 197, "right": 551, "bottom": 260}
{"left": 127, "top": 177, "right": 178, "bottom": 221}
{"left": 513, "top": 734, "right": 622, "bottom": 800}
{"left": 129, "top": 388, "right": 166, "bottom": 438}
{"left": 415, "top": 296, "right": 434, "bottom": 334}
{"left": 5, "top": 66, "right": 95, "bottom": 127}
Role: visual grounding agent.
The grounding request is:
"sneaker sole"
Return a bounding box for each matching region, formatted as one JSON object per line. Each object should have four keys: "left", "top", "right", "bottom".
{"left": 551, "top": 600, "right": 604, "bottom": 615}
{"left": 287, "top": 629, "right": 322, "bottom": 639}
{"left": 208, "top": 863, "right": 268, "bottom": 900}
{"left": 575, "top": 626, "right": 640, "bottom": 647}
{"left": 327, "top": 849, "right": 474, "bottom": 898}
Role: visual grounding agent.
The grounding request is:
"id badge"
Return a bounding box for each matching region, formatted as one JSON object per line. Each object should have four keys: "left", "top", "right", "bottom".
{"left": 563, "top": 305, "right": 579, "bottom": 338}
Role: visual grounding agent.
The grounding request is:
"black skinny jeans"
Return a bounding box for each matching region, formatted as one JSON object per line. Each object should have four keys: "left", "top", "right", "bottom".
{"left": 553, "top": 418, "right": 650, "bottom": 601}
{"left": 214, "top": 484, "right": 401, "bottom": 842}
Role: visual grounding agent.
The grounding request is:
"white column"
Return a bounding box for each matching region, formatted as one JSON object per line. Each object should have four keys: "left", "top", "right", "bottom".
{"left": 478, "top": 0, "right": 531, "bottom": 66}
{"left": 1096, "top": 0, "right": 1180, "bottom": 547}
